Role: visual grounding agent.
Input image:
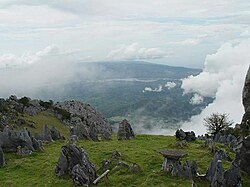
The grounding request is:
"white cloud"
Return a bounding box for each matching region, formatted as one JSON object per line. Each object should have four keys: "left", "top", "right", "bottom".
{"left": 165, "top": 82, "right": 176, "bottom": 89}
{"left": 190, "top": 93, "right": 204, "bottom": 105}
{"left": 181, "top": 39, "right": 250, "bottom": 134}
{"left": 107, "top": 43, "right": 172, "bottom": 61}
{"left": 143, "top": 85, "right": 163, "bottom": 93}
{"left": 169, "top": 39, "right": 201, "bottom": 46}
{"left": 0, "top": 44, "right": 80, "bottom": 68}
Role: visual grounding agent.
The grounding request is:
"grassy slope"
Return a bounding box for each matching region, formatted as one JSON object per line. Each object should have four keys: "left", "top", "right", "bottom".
{"left": 0, "top": 113, "right": 249, "bottom": 187}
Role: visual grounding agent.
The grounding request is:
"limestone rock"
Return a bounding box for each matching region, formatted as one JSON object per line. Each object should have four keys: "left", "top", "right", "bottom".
{"left": 42, "top": 124, "right": 53, "bottom": 142}
{"left": 50, "top": 126, "right": 65, "bottom": 141}
{"left": 23, "top": 100, "right": 44, "bottom": 116}
{"left": 236, "top": 135, "right": 250, "bottom": 175}
{"left": 211, "top": 160, "right": 224, "bottom": 187}
{"left": 117, "top": 119, "right": 135, "bottom": 140}
{"left": 0, "top": 147, "right": 5, "bottom": 167}
{"left": 55, "top": 144, "right": 97, "bottom": 185}
{"left": 175, "top": 129, "right": 196, "bottom": 142}
{"left": 241, "top": 66, "right": 250, "bottom": 134}
{"left": 54, "top": 101, "right": 112, "bottom": 141}
{"left": 224, "top": 161, "right": 241, "bottom": 187}
{"left": 206, "top": 152, "right": 221, "bottom": 181}
{"left": 0, "top": 127, "right": 35, "bottom": 152}
{"left": 72, "top": 164, "right": 90, "bottom": 186}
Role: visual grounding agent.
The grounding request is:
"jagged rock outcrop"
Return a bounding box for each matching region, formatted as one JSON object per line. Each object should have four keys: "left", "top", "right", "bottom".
{"left": 213, "top": 133, "right": 238, "bottom": 150}
{"left": 117, "top": 119, "right": 135, "bottom": 140}
{"left": 54, "top": 101, "right": 112, "bottom": 141}
{"left": 55, "top": 144, "right": 97, "bottom": 186}
{"left": 236, "top": 135, "right": 250, "bottom": 175}
{"left": 175, "top": 129, "right": 196, "bottom": 142}
{"left": 0, "top": 146, "right": 5, "bottom": 167}
{"left": 206, "top": 152, "right": 223, "bottom": 181}
{"left": 207, "top": 153, "right": 241, "bottom": 186}
{"left": 241, "top": 66, "right": 250, "bottom": 134}
{"left": 42, "top": 124, "right": 53, "bottom": 142}
{"left": 50, "top": 126, "right": 65, "bottom": 141}
{"left": 224, "top": 161, "right": 241, "bottom": 187}
{"left": 23, "top": 99, "right": 44, "bottom": 116}
{"left": 0, "top": 127, "right": 42, "bottom": 153}
{"left": 211, "top": 160, "right": 224, "bottom": 187}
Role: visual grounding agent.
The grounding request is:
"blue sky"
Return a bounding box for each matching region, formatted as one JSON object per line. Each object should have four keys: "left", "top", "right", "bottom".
{"left": 0, "top": 0, "right": 249, "bottom": 68}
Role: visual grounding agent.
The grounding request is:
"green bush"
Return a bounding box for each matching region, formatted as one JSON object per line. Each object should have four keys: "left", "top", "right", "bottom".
{"left": 53, "top": 107, "right": 71, "bottom": 120}
{"left": 39, "top": 100, "right": 53, "bottom": 109}
{"left": 18, "top": 97, "right": 30, "bottom": 107}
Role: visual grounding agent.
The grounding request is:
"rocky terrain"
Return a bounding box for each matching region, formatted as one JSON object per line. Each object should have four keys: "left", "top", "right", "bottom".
{"left": 0, "top": 65, "right": 250, "bottom": 186}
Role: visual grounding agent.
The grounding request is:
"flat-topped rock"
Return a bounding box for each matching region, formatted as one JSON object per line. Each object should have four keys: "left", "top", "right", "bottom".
{"left": 159, "top": 150, "right": 187, "bottom": 160}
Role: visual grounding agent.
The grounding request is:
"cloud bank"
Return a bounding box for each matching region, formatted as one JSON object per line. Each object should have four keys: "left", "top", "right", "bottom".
{"left": 0, "top": 45, "right": 101, "bottom": 98}
{"left": 181, "top": 39, "right": 250, "bottom": 134}
{"left": 107, "top": 43, "right": 172, "bottom": 61}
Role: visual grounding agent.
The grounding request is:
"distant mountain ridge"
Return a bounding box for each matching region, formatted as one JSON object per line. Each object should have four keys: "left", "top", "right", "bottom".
{"left": 76, "top": 61, "right": 201, "bottom": 80}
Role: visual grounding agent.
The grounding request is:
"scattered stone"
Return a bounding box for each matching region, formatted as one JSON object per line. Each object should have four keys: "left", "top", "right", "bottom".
{"left": 128, "top": 163, "right": 141, "bottom": 173}
{"left": 111, "top": 150, "right": 121, "bottom": 160}
{"left": 55, "top": 144, "right": 97, "bottom": 186}
{"left": 42, "top": 124, "right": 53, "bottom": 142}
{"left": 175, "top": 140, "right": 187, "bottom": 148}
{"left": 101, "top": 160, "right": 110, "bottom": 173}
{"left": 175, "top": 129, "right": 196, "bottom": 142}
{"left": 72, "top": 164, "right": 91, "bottom": 186}
{"left": 16, "top": 146, "right": 32, "bottom": 156}
{"left": 50, "top": 126, "right": 65, "bottom": 140}
{"left": 69, "top": 135, "right": 78, "bottom": 144}
{"left": 117, "top": 119, "right": 135, "bottom": 140}
{"left": 0, "top": 147, "right": 5, "bottom": 167}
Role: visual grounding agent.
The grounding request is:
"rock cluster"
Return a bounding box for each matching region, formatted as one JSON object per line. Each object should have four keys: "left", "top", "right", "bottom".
{"left": 213, "top": 133, "right": 238, "bottom": 150}
{"left": 0, "top": 126, "right": 43, "bottom": 153}
{"left": 175, "top": 129, "right": 196, "bottom": 142}
{"left": 55, "top": 144, "right": 97, "bottom": 186}
{"left": 117, "top": 119, "right": 135, "bottom": 140}
{"left": 206, "top": 152, "right": 241, "bottom": 187}
{"left": 101, "top": 150, "right": 141, "bottom": 174}
{"left": 33, "top": 125, "right": 65, "bottom": 143}
{"left": 235, "top": 135, "right": 250, "bottom": 175}
{"left": 54, "top": 101, "right": 112, "bottom": 141}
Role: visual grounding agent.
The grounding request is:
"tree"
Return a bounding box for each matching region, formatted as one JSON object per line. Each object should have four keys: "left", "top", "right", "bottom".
{"left": 204, "top": 113, "right": 233, "bottom": 135}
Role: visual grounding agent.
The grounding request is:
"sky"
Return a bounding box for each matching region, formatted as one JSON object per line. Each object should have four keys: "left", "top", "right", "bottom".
{"left": 0, "top": 1, "right": 250, "bottom": 134}
{"left": 0, "top": 0, "right": 249, "bottom": 68}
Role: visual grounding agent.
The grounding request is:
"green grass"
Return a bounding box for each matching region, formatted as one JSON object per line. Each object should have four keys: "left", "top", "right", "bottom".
{"left": 18, "top": 111, "right": 70, "bottom": 137}
{"left": 0, "top": 112, "right": 249, "bottom": 187}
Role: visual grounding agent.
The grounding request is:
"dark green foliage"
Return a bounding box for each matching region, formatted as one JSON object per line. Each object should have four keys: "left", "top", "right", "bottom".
{"left": 204, "top": 113, "right": 233, "bottom": 135}
{"left": 0, "top": 99, "right": 8, "bottom": 113}
{"left": 18, "top": 97, "right": 30, "bottom": 107}
{"left": 53, "top": 107, "right": 71, "bottom": 120}
{"left": 39, "top": 100, "right": 53, "bottom": 109}
{"left": 225, "top": 127, "right": 241, "bottom": 137}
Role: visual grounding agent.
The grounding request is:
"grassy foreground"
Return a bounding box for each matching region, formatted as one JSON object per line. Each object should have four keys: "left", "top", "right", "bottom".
{"left": 0, "top": 113, "right": 250, "bottom": 187}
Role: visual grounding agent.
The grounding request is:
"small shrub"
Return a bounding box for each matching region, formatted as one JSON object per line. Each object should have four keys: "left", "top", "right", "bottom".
{"left": 54, "top": 107, "right": 71, "bottom": 120}
{"left": 39, "top": 100, "right": 53, "bottom": 109}
{"left": 18, "top": 97, "right": 30, "bottom": 107}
